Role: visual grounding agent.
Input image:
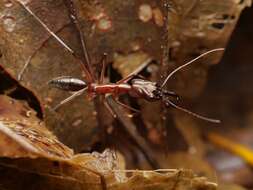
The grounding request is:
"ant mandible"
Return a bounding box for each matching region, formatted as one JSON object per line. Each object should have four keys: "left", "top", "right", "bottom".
{"left": 17, "top": 0, "right": 224, "bottom": 123}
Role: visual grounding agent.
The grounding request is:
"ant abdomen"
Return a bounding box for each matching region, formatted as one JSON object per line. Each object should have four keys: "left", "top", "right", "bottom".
{"left": 48, "top": 76, "right": 87, "bottom": 91}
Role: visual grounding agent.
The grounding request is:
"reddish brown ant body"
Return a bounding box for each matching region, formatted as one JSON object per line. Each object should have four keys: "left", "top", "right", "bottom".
{"left": 17, "top": 0, "right": 224, "bottom": 123}
{"left": 48, "top": 48, "right": 223, "bottom": 122}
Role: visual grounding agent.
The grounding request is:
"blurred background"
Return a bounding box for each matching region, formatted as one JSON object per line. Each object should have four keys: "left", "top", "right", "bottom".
{"left": 196, "top": 5, "right": 253, "bottom": 188}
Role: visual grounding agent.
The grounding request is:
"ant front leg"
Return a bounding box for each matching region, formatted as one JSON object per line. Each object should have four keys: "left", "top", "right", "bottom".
{"left": 113, "top": 58, "right": 154, "bottom": 114}
{"left": 116, "top": 57, "right": 152, "bottom": 84}
{"left": 113, "top": 97, "right": 140, "bottom": 114}
{"left": 103, "top": 95, "right": 117, "bottom": 118}
{"left": 104, "top": 95, "right": 139, "bottom": 119}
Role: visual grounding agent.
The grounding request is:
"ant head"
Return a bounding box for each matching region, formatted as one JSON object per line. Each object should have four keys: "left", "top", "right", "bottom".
{"left": 130, "top": 79, "right": 161, "bottom": 101}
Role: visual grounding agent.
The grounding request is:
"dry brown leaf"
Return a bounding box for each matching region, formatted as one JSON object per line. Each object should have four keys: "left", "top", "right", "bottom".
{"left": 0, "top": 95, "right": 217, "bottom": 190}
{"left": 0, "top": 95, "right": 73, "bottom": 159}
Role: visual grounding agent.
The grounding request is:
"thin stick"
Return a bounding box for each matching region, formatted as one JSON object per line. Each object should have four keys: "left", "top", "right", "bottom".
{"left": 166, "top": 99, "right": 221, "bottom": 123}
{"left": 161, "top": 48, "right": 225, "bottom": 88}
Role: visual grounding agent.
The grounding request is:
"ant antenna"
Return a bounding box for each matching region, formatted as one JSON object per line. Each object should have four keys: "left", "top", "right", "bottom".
{"left": 161, "top": 48, "right": 225, "bottom": 88}
{"left": 165, "top": 99, "right": 221, "bottom": 123}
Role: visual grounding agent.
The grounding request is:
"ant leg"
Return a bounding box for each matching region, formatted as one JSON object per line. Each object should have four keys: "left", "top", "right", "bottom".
{"left": 116, "top": 57, "right": 152, "bottom": 84}
{"left": 17, "top": 1, "right": 93, "bottom": 82}
{"left": 113, "top": 98, "right": 140, "bottom": 113}
{"left": 105, "top": 95, "right": 159, "bottom": 168}
{"left": 53, "top": 87, "right": 87, "bottom": 110}
{"left": 18, "top": 2, "right": 74, "bottom": 53}
{"left": 99, "top": 53, "right": 107, "bottom": 84}
{"left": 63, "top": 0, "right": 94, "bottom": 81}
{"left": 164, "top": 99, "right": 221, "bottom": 123}
{"left": 103, "top": 97, "right": 117, "bottom": 118}
{"left": 18, "top": 23, "right": 71, "bottom": 81}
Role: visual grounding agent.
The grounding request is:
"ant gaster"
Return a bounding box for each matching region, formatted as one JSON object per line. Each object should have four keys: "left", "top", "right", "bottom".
{"left": 17, "top": 0, "right": 224, "bottom": 123}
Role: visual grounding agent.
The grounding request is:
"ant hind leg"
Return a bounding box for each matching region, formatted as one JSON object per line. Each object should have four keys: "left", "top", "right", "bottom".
{"left": 53, "top": 87, "right": 87, "bottom": 111}
{"left": 18, "top": 22, "right": 71, "bottom": 81}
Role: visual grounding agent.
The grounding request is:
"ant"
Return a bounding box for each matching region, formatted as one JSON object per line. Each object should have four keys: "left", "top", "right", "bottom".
{"left": 16, "top": 0, "right": 224, "bottom": 124}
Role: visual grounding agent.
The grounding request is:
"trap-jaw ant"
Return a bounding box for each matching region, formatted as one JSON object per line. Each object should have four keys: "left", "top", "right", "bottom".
{"left": 16, "top": 0, "right": 224, "bottom": 123}
{"left": 48, "top": 49, "right": 223, "bottom": 123}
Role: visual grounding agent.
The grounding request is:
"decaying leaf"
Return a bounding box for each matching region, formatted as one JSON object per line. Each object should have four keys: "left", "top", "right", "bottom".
{"left": 218, "top": 184, "right": 247, "bottom": 190}
{"left": 0, "top": 95, "right": 101, "bottom": 189}
{"left": 0, "top": 95, "right": 73, "bottom": 158}
{"left": 0, "top": 95, "right": 217, "bottom": 190}
{"left": 0, "top": 0, "right": 99, "bottom": 151}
